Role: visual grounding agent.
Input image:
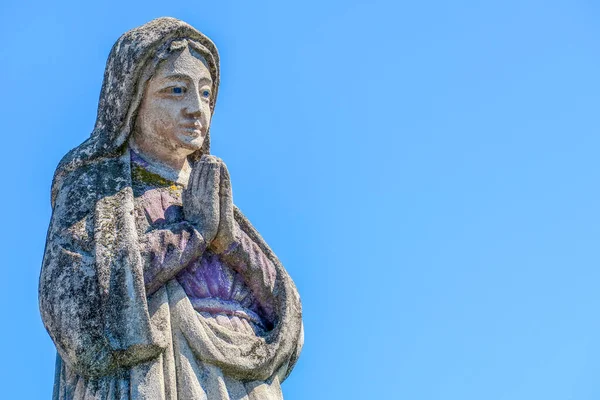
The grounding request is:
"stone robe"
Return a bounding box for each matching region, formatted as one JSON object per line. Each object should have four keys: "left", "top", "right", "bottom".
{"left": 41, "top": 149, "right": 303, "bottom": 400}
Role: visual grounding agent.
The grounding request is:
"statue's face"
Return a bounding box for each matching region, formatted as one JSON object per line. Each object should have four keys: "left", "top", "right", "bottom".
{"left": 133, "top": 46, "right": 213, "bottom": 157}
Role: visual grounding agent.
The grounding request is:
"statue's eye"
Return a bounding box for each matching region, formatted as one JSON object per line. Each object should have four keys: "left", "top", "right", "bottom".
{"left": 202, "top": 89, "right": 211, "bottom": 98}
{"left": 171, "top": 87, "right": 186, "bottom": 94}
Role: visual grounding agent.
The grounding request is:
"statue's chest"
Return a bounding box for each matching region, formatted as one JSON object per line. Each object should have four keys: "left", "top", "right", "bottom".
{"left": 132, "top": 179, "right": 267, "bottom": 335}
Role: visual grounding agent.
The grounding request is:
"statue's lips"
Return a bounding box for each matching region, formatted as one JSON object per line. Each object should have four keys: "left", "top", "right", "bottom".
{"left": 179, "top": 123, "right": 205, "bottom": 137}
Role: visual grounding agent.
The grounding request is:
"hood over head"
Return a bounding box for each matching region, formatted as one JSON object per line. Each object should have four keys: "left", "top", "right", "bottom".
{"left": 51, "top": 17, "right": 220, "bottom": 206}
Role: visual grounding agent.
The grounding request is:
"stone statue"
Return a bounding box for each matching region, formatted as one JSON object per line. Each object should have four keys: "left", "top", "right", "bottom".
{"left": 39, "top": 17, "right": 303, "bottom": 400}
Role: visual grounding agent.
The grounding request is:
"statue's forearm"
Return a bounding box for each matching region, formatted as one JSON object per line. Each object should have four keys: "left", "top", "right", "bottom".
{"left": 143, "top": 221, "right": 207, "bottom": 296}
{"left": 218, "top": 228, "right": 277, "bottom": 320}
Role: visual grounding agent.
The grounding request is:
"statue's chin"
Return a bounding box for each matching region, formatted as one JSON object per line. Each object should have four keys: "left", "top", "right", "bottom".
{"left": 175, "top": 131, "right": 206, "bottom": 152}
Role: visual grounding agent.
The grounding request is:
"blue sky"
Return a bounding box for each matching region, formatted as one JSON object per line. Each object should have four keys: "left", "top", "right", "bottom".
{"left": 1, "top": 0, "right": 599, "bottom": 398}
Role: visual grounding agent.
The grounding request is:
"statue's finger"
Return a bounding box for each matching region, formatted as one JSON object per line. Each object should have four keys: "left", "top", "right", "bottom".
{"left": 200, "top": 154, "right": 219, "bottom": 164}
{"left": 217, "top": 163, "right": 235, "bottom": 250}
{"left": 219, "top": 162, "right": 232, "bottom": 198}
{"left": 186, "top": 160, "right": 201, "bottom": 196}
{"left": 198, "top": 161, "right": 220, "bottom": 201}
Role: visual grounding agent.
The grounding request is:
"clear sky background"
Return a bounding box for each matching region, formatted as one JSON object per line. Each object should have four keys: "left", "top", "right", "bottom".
{"left": 1, "top": 0, "right": 599, "bottom": 399}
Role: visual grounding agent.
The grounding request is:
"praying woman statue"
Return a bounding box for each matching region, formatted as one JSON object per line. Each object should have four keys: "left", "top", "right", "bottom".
{"left": 39, "top": 17, "right": 303, "bottom": 400}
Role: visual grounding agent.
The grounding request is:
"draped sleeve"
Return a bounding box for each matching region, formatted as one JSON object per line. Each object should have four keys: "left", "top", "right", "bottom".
{"left": 39, "top": 154, "right": 166, "bottom": 378}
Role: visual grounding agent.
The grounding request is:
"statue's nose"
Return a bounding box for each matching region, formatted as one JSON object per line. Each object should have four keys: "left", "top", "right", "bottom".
{"left": 183, "top": 91, "right": 203, "bottom": 117}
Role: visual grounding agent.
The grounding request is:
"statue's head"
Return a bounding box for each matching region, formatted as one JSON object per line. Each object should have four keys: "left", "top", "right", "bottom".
{"left": 130, "top": 39, "right": 214, "bottom": 165}
{"left": 94, "top": 18, "right": 219, "bottom": 159}
{"left": 52, "top": 17, "right": 219, "bottom": 203}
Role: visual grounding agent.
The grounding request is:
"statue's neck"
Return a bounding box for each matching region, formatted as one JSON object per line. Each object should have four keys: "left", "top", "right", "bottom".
{"left": 128, "top": 141, "right": 191, "bottom": 186}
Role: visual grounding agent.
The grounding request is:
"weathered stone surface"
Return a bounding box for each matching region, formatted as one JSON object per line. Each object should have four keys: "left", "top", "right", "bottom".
{"left": 40, "top": 17, "right": 303, "bottom": 399}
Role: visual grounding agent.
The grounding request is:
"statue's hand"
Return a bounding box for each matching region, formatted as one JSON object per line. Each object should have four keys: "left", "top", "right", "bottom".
{"left": 182, "top": 155, "right": 220, "bottom": 244}
{"left": 211, "top": 160, "right": 238, "bottom": 254}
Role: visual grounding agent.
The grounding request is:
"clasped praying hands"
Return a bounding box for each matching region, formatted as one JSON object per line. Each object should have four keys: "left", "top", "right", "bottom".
{"left": 183, "top": 154, "right": 238, "bottom": 254}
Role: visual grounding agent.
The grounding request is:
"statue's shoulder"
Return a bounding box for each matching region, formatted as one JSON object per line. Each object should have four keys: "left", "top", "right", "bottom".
{"left": 53, "top": 149, "right": 130, "bottom": 205}
{"left": 52, "top": 154, "right": 129, "bottom": 227}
